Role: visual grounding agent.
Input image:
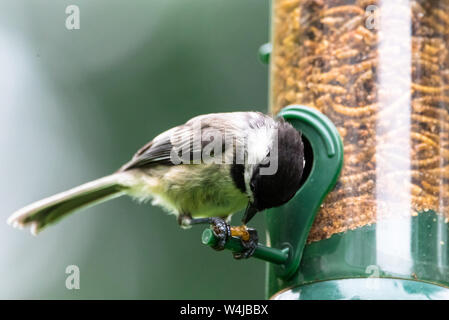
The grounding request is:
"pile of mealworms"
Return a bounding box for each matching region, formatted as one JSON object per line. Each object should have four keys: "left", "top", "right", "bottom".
{"left": 270, "top": 0, "right": 449, "bottom": 242}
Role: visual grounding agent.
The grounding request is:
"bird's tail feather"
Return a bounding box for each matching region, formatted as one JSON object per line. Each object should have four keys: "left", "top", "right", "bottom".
{"left": 7, "top": 174, "right": 127, "bottom": 235}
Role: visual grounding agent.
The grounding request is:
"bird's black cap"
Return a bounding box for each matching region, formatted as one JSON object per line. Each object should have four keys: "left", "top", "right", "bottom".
{"left": 246, "top": 119, "right": 304, "bottom": 223}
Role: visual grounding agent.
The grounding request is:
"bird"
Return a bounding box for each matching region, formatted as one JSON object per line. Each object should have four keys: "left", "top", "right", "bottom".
{"left": 7, "top": 111, "right": 305, "bottom": 258}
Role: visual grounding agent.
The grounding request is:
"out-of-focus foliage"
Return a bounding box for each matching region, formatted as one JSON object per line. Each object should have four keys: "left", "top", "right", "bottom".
{"left": 0, "top": 0, "right": 269, "bottom": 298}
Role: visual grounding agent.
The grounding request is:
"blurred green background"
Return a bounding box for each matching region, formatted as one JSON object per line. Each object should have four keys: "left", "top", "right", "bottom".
{"left": 0, "top": 0, "right": 270, "bottom": 298}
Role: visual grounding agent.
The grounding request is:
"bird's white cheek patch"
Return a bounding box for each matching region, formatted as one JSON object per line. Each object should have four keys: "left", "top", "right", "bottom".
{"left": 246, "top": 128, "right": 272, "bottom": 166}
{"left": 243, "top": 126, "right": 276, "bottom": 200}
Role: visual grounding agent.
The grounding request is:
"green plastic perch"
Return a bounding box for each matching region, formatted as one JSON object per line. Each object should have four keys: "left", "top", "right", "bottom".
{"left": 201, "top": 228, "right": 289, "bottom": 265}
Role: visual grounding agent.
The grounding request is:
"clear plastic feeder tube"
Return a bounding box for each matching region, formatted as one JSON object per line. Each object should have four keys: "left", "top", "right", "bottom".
{"left": 270, "top": 0, "right": 449, "bottom": 280}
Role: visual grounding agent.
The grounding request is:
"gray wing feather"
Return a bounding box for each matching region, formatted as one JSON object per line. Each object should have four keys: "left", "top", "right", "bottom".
{"left": 120, "top": 112, "right": 270, "bottom": 171}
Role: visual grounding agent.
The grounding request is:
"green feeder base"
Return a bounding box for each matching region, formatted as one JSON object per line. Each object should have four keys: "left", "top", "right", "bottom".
{"left": 267, "top": 210, "right": 449, "bottom": 299}
{"left": 271, "top": 278, "right": 449, "bottom": 300}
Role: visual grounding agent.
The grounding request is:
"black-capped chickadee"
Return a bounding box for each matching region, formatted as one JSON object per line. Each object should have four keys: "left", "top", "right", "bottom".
{"left": 8, "top": 112, "right": 304, "bottom": 258}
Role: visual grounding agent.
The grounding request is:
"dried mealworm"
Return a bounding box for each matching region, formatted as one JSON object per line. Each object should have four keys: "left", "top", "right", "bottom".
{"left": 412, "top": 155, "right": 441, "bottom": 168}
{"left": 410, "top": 131, "right": 440, "bottom": 148}
{"left": 278, "top": 0, "right": 300, "bottom": 11}
{"left": 346, "top": 58, "right": 377, "bottom": 75}
{"left": 340, "top": 170, "right": 376, "bottom": 185}
{"left": 332, "top": 103, "right": 377, "bottom": 117}
{"left": 322, "top": 5, "right": 365, "bottom": 17}
{"left": 308, "top": 83, "right": 347, "bottom": 95}
{"left": 413, "top": 57, "right": 440, "bottom": 73}
{"left": 412, "top": 114, "right": 449, "bottom": 131}
{"left": 336, "top": 49, "right": 360, "bottom": 60}
{"left": 335, "top": 15, "right": 364, "bottom": 36}
{"left": 411, "top": 183, "right": 425, "bottom": 197}
{"left": 423, "top": 44, "right": 442, "bottom": 56}
{"left": 355, "top": 26, "right": 377, "bottom": 45}
{"left": 353, "top": 69, "right": 373, "bottom": 90}
{"left": 320, "top": 16, "right": 345, "bottom": 27}
{"left": 429, "top": 166, "right": 449, "bottom": 179}
{"left": 421, "top": 180, "right": 444, "bottom": 195}
{"left": 412, "top": 83, "right": 449, "bottom": 94}
{"left": 414, "top": 95, "right": 449, "bottom": 105}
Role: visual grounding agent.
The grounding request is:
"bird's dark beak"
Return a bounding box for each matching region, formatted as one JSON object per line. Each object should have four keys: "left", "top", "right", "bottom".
{"left": 242, "top": 202, "right": 258, "bottom": 224}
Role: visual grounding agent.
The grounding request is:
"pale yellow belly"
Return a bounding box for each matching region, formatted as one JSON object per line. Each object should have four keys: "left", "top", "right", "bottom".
{"left": 122, "top": 164, "right": 249, "bottom": 218}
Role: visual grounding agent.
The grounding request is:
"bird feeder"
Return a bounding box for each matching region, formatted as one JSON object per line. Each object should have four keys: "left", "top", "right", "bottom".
{"left": 267, "top": 0, "right": 449, "bottom": 299}
{"left": 204, "top": 0, "right": 449, "bottom": 299}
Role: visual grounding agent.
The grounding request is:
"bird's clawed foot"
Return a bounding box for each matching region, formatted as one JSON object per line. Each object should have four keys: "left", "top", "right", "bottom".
{"left": 179, "top": 215, "right": 258, "bottom": 259}
{"left": 209, "top": 217, "right": 231, "bottom": 251}
{"left": 231, "top": 225, "right": 258, "bottom": 259}
{"left": 210, "top": 221, "right": 258, "bottom": 258}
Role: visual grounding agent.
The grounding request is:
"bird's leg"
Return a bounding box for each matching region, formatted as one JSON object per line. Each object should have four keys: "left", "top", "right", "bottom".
{"left": 177, "top": 214, "right": 257, "bottom": 258}
{"left": 177, "top": 214, "right": 230, "bottom": 251}
{"left": 231, "top": 225, "right": 258, "bottom": 260}
{"left": 177, "top": 213, "right": 211, "bottom": 229}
